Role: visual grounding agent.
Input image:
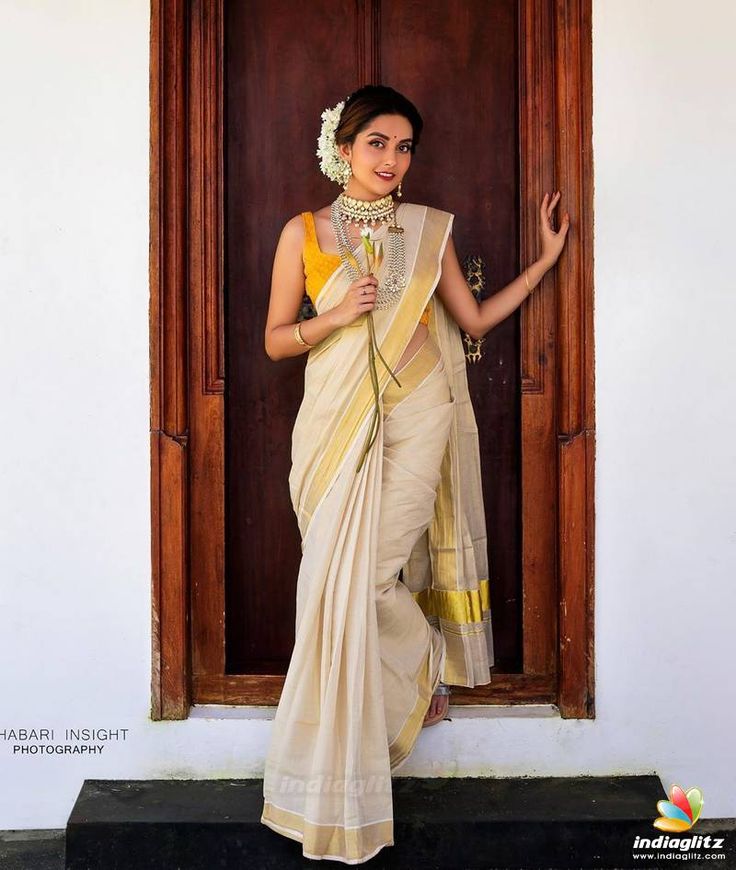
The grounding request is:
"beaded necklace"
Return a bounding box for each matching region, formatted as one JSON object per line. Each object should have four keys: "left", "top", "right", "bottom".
{"left": 329, "top": 192, "right": 407, "bottom": 310}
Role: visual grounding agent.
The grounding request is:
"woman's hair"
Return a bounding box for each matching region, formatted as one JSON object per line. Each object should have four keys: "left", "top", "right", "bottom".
{"left": 335, "top": 85, "right": 423, "bottom": 155}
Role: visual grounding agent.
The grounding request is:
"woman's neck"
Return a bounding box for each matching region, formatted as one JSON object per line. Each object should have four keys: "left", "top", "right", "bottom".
{"left": 342, "top": 183, "right": 390, "bottom": 202}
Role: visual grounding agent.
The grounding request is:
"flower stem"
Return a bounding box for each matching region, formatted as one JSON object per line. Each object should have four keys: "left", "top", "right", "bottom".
{"left": 356, "top": 334, "right": 380, "bottom": 473}
{"left": 368, "top": 311, "right": 402, "bottom": 387}
{"left": 354, "top": 263, "right": 403, "bottom": 472}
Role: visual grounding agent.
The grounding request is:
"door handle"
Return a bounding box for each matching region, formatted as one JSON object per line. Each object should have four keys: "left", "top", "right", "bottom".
{"left": 461, "top": 253, "right": 486, "bottom": 363}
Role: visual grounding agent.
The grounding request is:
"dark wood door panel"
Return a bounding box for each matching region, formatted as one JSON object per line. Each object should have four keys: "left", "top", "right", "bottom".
{"left": 224, "top": 0, "right": 362, "bottom": 674}
{"left": 224, "top": 0, "right": 522, "bottom": 677}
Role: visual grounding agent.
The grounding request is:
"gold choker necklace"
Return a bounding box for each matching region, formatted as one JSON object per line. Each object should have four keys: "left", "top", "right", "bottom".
{"left": 337, "top": 192, "right": 395, "bottom": 227}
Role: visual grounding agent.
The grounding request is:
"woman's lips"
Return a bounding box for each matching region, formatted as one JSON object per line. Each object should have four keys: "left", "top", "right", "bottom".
{"left": 375, "top": 171, "right": 395, "bottom": 180}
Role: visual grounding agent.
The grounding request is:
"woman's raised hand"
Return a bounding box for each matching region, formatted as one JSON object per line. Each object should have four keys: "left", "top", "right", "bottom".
{"left": 539, "top": 191, "right": 570, "bottom": 268}
{"left": 332, "top": 275, "right": 379, "bottom": 327}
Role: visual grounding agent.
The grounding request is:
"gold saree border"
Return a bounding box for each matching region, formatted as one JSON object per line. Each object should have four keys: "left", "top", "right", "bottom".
{"left": 411, "top": 577, "right": 491, "bottom": 624}
{"left": 387, "top": 626, "right": 444, "bottom": 770}
{"left": 427, "top": 411, "right": 458, "bottom": 587}
{"left": 382, "top": 336, "right": 442, "bottom": 419}
{"left": 302, "top": 207, "right": 452, "bottom": 522}
{"left": 261, "top": 801, "right": 393, "bottom": 864}
{"left": 388, "top": 688, "right": 428, "bottom": 771}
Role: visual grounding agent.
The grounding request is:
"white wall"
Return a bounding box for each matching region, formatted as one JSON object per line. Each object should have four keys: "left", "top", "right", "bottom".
{"left": 1, "top": 0, "right": 734, "bottom": 829}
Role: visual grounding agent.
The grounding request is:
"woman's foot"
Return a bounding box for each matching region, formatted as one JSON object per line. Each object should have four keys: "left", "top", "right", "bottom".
{"left": 422, "top": 683, "right": 451, "bottom": 727}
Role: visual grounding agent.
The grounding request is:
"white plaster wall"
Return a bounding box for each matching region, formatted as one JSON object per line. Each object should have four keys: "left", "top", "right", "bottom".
{"left": 0, "top": 0, "right": 734, "bottom": 829}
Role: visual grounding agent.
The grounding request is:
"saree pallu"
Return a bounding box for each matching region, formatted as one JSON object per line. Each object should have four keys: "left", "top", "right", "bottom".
{"left": 261, "top": 204, "right": 494, "bottom": 864}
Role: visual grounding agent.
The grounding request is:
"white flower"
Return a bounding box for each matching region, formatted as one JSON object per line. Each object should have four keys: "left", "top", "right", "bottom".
{"left": 360, "top": 226, "right": 371, "bottom": 238}
{"left": 316, "top": 98, "right": 352, "bottom": 186}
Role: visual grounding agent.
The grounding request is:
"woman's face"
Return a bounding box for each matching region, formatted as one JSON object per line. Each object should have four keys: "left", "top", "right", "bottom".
{"left": 339, "top": 113, "right": 413, "bottom": 200}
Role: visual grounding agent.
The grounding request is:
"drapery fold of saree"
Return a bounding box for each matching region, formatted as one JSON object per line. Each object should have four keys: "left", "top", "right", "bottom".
{"left": 261, "top": 203, "right": 494, "bottom": 864}
{"left": 402, "top": 263, "right": 495, "bottom": 687}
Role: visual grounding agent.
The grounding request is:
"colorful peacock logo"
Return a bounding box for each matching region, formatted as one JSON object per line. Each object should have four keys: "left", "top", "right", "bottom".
{"left": 653, "top": 784, "right": 704, "bottom": 831}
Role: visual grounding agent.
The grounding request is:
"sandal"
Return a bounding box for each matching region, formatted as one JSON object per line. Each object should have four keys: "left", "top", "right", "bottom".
{"left": 422, "top": 682, "right": 452, "bottom": 728}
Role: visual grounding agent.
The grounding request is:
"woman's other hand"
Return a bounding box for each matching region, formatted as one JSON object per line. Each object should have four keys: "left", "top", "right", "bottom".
{"left": 539, "top": 191, "right": 570, "bottom": 268}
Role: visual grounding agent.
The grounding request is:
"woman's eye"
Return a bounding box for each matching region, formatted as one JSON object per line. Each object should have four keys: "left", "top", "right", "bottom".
{"left": 369, "top": 140, "right": 411, "bottom": 153}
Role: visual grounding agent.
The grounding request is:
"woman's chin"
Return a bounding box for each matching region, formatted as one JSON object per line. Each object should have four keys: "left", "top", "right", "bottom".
{"left": 348, "top": 179, "right": 400, "bottom": 200}
{"left": 367, "top": 184, "right": 390, "bottom": 197}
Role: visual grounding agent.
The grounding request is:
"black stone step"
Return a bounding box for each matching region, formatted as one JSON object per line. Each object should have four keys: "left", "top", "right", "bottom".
{"left": 0, "top": 830, "right": 65, "bottom": 870}
{"left": 65, "top": 776, "right": 736, "bottom": 869}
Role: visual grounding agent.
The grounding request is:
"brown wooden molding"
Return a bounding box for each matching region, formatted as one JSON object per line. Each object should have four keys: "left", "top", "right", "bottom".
{"left": 193, "top": 672, "right": 558, "bottom": 708}
{"left": 519, "top": 0, "right": 595, "bottom": 718}
{"left": 520, "top": 0, "right": 554, "bottom": 398}
{"left": 150, "top": 431, "right": 190, "bottom": 720}
{"left": 189, "top": 0, "right": 227, "bottom": 692}
{"left": 553, "top": 0, "right": 595, "bottom": 717}
{"left": 191, "top": 0, "right": 225, "bottom": 396}
{"left": 150, "top": 0, "right": 192, "bottom": 720}
{"left": 519, "top": 0, "right": 559, "bottom": 695}
{"left": 357, "top": 0, "right": 382, "bottom": 84}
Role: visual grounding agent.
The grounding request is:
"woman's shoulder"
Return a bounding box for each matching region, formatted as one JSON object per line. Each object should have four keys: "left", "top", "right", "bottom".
{"left": 277, "top": 212, "right": 309, "bottom": 254}
{"left": 284, "top": 210, "right": 310, "bottom": 228}
{"left": 280, "top": 207, "right": 333, "bottom": 251}
{"left": 282, "top": 209, "right": 317, "bottom": 234}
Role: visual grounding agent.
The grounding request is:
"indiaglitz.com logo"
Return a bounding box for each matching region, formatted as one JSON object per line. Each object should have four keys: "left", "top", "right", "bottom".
{"left": 653, "top": 783, "right": 703, "bottom": 832}
{"left": 632, "top": 783, "right": 727, "bottom": 862}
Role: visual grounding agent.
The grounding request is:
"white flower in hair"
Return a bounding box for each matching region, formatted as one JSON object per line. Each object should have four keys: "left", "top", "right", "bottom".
{"left": 316, "top": 97, "right": 352, "bottom": 186}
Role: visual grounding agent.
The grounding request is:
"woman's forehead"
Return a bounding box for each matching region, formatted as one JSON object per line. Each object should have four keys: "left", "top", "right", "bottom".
{"left": 360, "top": 114, "right": 413, "bottom": 138}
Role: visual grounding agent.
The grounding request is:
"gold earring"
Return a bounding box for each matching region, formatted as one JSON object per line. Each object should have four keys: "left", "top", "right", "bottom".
{"left": 396, "top": 181, "right": 402, "bottom": 198}
{"left": 342, "top": 161, "right": 352, "bottom": 190}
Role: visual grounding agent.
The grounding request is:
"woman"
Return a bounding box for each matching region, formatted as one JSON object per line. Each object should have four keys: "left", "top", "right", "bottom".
{"left": 261, "top": 85, "right": 569, "bottom": 864}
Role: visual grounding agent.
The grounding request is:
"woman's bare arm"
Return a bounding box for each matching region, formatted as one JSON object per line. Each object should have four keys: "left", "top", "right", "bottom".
{"left": 434, "top": 235, "right": 552, "bottom": 341}
{"left": 435, "top": 193, "right": 570, "bottom": 340}
{"left": 264, "top": 216, "right": 343, "bottom": 361}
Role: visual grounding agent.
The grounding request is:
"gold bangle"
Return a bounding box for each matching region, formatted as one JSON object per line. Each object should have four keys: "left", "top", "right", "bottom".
{"left": 524, "top": 267, "right": 533, "bottom": 294}
{"left": 293, "top": 322, "right": 315, "bottom": 348}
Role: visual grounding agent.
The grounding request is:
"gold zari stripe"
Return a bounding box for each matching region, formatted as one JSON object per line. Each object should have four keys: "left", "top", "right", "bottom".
{"left": 411, "top": 578, "right": 491, "bottom": 624}
{"left": 261, "top": 801, "right": 393, "bottom": 863}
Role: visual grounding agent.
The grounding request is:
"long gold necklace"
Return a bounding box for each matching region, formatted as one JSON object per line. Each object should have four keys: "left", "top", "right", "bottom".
{"left": 330, "top": 193, "right": 407, "bottom": 309}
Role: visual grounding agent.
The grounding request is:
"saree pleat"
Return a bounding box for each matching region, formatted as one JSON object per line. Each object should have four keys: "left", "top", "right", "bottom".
{"left": 261, "top": 204, "right": 494, "bottom": 864}
{"left": 377, "top": 335, "right": 453, "bottom": 770}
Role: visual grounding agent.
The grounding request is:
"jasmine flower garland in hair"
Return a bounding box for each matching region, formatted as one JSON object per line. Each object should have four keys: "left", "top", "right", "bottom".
{"left": 316, "top": 98, "right": 351, "bottom": 185}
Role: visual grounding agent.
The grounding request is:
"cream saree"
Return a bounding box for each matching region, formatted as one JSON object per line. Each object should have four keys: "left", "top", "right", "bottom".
{"left": 261, "top": 203, "right": 495, "bottom": 863}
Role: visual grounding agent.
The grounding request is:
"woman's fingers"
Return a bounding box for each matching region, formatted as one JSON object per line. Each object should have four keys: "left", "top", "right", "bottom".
{"left": 358, "top": 281, "right": 377, "bottom": 308}
{"left": 540, "top": 191, "right": 564, "bottom": 234}
{"left": 541, "top": 191, "right": 560, "bottom": 212}
{"left": 547, "top": 191, "right": 560, "bottom": 220}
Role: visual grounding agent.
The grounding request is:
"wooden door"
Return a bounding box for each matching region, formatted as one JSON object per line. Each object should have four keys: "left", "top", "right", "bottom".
{"left": 226, "top": 0, "right": 522, "bottom": 677}
{"left": 150, "top": 0, "right": 595, "bottom": 718}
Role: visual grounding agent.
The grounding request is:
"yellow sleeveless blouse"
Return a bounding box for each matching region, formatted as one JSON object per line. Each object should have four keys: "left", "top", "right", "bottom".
{"left": 301, "top": 212, "right": 431, "bottom": 325}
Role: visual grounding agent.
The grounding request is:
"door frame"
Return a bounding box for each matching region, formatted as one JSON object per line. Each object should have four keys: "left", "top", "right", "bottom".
{"left": 149, "top": 0, "right": 595, "bottom": 720}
